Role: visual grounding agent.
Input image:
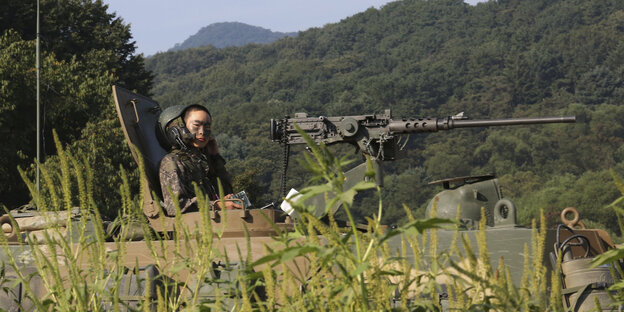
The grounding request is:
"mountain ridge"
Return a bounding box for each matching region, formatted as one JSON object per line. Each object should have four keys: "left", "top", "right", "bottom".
{"left": 168, "top": 21, "right": 298, "bottom": 51}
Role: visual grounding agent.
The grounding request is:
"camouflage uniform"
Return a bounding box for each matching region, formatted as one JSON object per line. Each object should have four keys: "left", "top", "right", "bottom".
{"left": 159, "top": 147, "right": 233, "bottom": 216}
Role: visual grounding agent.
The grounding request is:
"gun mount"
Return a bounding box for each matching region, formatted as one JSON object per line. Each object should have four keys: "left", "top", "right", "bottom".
{"left": 271, "top": 110, "right": 575, "bottom": 161}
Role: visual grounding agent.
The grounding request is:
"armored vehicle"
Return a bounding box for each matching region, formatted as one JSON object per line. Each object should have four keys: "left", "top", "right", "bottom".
{"left": 0, "top": 86, "right": 618, "bottom": 311}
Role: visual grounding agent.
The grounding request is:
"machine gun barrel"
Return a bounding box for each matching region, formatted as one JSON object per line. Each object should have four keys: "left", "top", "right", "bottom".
{"left": 452, "top": 115, "right": 576, "bottom": 128}
{"left": 387, "top": 115, "right": 576, "bottom": 134}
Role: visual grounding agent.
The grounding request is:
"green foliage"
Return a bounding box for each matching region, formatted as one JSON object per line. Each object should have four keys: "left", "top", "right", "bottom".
{"left": 0, "top": 0, "right": 152, "bottom": 211}
{"left": 591, "top": 171, "right": 624, "bottom": 305}
{"left": 509, "top": 166, "right": 624, "bottom": 234}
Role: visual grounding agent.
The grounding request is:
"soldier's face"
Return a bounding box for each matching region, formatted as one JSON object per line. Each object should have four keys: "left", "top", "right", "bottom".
{"left": 184, "top": 109, "right": 212, "bottom": 149}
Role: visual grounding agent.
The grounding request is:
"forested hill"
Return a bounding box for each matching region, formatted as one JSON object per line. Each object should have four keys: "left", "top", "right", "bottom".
{"left": 145, "top": 0, "right": 624, "bottom": 232}
{"left": 168, "top": 22, "right": 298, "bottom": 51}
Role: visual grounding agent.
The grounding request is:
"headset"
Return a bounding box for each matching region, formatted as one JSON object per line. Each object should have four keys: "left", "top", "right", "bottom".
{"left": 166, "top": 121, "right": 196, "bottom": 151}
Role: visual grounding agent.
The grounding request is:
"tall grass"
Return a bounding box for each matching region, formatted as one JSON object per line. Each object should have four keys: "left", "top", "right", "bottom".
{"left": 1, "top": 130, "right": 559, "bottom": 311}
{"left": 591, "top": 170, "right": 624, "bottom": 308}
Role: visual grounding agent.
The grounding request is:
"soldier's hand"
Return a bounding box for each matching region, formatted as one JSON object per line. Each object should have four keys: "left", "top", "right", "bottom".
{"left": 214, "top": 194, "right": 243, "bottom": 210}
{"left": 206, "top": 136, "right": 218, "bottom": 155}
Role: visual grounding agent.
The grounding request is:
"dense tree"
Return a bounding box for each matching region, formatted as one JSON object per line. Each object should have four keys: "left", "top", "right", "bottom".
{"left": 0, "top": 0, "right": 152, "bottom": 215}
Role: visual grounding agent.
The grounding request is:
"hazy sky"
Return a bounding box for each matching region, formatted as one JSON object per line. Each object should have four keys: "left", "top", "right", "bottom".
{"left": 103, "top": 0, "right": 483, "bottom": 56}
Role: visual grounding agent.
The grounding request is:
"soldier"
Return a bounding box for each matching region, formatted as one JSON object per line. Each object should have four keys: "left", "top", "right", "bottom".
{"left": 158, "top": 104, "right": 242, "bottom": 215}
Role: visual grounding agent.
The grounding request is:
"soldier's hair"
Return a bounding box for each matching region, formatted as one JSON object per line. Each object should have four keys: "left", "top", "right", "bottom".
{"left": 182, "top": 105, "right": 211, "bottom": 123}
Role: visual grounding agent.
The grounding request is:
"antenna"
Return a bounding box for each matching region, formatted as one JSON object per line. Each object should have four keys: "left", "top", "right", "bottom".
{"left": 36, "top": 0, "right": 41, "bottom": 195}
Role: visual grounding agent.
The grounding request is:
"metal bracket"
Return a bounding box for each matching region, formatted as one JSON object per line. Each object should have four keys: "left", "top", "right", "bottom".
{"left": 129, "top": 99, "right": 140, "bottom": 123}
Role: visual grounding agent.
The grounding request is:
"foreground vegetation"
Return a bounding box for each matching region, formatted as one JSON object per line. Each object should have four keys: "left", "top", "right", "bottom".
{"left": 2, "top": 135, "right": 624, "bottom": 311}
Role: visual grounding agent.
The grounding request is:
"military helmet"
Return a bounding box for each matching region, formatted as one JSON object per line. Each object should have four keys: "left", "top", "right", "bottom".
{"left": 157, "top": 104, "right": 211, "bottom": 150}
{"left": 158, "top": 105, "right": 187, "bottom": 135}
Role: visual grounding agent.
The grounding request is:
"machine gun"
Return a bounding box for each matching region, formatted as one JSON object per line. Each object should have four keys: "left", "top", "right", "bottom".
{"left": 270, "top": 110, "right": 575, "bottom": 201}
{"left": 271, "top": 109, "right": 575, "bottom": 161}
